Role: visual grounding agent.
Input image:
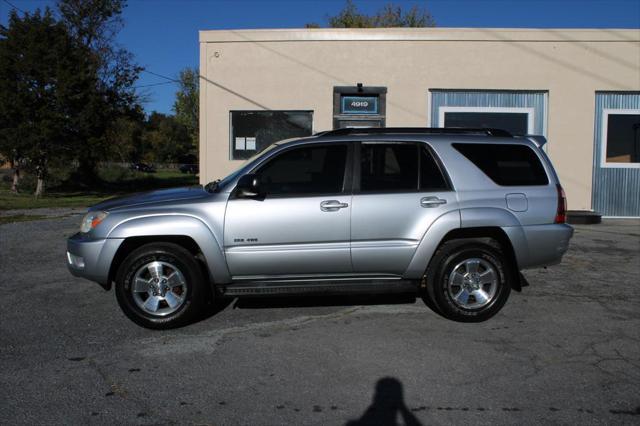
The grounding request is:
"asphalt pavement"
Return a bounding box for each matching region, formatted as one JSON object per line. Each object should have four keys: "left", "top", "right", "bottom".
{"left": 1, "top": 212, "right": 639, "bottom": 425}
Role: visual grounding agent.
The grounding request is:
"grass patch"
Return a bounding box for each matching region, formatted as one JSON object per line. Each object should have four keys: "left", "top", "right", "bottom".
{"left": 0, "top": 167, "right": 199, "bottom": 211}
{"left": 0, "top": 214, "right": 51, "bottom": 225}
{"left": 0, "top": 191, "right": 112, "bottom": 210}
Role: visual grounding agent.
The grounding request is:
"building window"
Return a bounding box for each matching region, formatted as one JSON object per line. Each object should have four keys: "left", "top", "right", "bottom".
{"left": 601, "top": 109, "right": 640, "bottom": 167}
{"left": 230, "top": 111, "right": 313, "bottom": 160}
{"left": 438, "top": 106, "right": 534, "bottom": 136}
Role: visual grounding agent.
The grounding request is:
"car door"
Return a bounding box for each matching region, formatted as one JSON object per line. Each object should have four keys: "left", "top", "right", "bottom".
{"left": 350, "top": 141, "right": 457, "bottom": 274}
{"left": 224, "top": 143, "right": 353, "bottom": 278}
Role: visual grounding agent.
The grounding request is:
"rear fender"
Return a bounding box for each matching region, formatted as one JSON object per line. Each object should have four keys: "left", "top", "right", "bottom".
{"left": 404, "top": 207, "right": 530, "bottom": 280}
{"left": 460, "top": 207, "right": 529, "bottom": 269}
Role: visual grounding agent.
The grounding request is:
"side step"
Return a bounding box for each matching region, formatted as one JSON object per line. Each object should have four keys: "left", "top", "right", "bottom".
{"left": 220, "top": 279, "right": 419, "bottom": 297}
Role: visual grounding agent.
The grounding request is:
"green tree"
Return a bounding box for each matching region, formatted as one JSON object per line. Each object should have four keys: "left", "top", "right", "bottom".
{"left": 57, "top": 0, "right": 142, "bottom": 181}
{"left": 141, "top": 112, "right": 191, "bottom": 164}
{"left": 0, "top": 9, "right": 99, "bottom": 196}
{"left": 313, "top": 0, "right": 436, "bottom": 28}
{"left": 104, "top": 116, "right": 143, "bottom": 163}
{"left": 173, "top": 67, "right": 199, "bottom": 157}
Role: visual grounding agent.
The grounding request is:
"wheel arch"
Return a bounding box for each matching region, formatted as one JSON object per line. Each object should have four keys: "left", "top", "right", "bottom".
{"left": 428, "top": 227, "right": 523, "bottom": 291}
{"left": 404, "top": 206, "right": 525, "bottom": 291}
{"left": 107, "top": 235, "right": 209, "bottom": 290}
{"left": 106, "top": 215, "right": 231, "bottom": 289}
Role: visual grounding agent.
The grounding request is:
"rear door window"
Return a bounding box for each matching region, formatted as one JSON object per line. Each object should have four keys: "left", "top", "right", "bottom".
{"left": 360, "top": 143, "right": 450, "bottom": 192}
{"left": 360, "top": 143, "right": 418, "bottom": 192}
{"left": 420, "top": 146, "right": 450, "bottom": 190}
{"left": 453, "top": 143, "right": 549, "bottom": 186}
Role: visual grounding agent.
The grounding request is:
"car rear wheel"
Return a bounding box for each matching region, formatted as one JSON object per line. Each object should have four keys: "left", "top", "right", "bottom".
{"left": 115, "top": 243, "right": 208, "bottom": 329}
{"left": 423, "top": 239, "right": 512, "bottom": 322}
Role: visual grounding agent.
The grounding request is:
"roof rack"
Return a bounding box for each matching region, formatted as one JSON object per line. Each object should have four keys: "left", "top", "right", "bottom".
{"left": 315, "top": 127, "right": 513, "bottom": 138}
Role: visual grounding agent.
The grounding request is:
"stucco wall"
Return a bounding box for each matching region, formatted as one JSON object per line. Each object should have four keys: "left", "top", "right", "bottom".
{"left": 199, "top": 28, "right": 640, "bottom": 211}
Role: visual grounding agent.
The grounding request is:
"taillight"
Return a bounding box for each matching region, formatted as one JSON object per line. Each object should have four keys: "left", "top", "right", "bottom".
{"left": 555, "top": 184, "right": 567, "bottom": 224}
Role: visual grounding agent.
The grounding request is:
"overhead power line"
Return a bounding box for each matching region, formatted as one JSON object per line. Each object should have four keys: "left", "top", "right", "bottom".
{"left": 134, "top": 81, "right": 177, "bottom": 89}
{"left": 142, "top": 69, "right": 180, "bottom": 83}
{"left": 2, "top": 0, "right": 26, "bottom": 14}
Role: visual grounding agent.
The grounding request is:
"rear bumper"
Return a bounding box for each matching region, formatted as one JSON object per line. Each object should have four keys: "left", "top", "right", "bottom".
{"left": 504, "top": 223, "right": 574, "bottom": 269}
{"left": 66, "top": 233, "right": 124, "bottom": 288}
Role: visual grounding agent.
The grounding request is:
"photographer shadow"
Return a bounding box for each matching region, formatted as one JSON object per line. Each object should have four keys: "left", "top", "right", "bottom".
{"left": 346, "top": 377, "right": 422, "bottom": 426}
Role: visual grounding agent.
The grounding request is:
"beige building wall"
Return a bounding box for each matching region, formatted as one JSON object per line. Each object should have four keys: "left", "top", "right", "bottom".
{"left": 199, "top": 28, "right": 640, "bottom": 211}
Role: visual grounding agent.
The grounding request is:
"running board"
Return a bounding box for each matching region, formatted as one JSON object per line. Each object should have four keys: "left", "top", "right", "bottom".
{"left": 220, "top": 279, "right": 419, "bottom": 297}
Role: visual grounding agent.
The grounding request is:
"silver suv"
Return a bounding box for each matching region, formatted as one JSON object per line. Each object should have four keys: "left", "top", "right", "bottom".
{"left": 67, "top": 128, "right": 573, "bottom": 329}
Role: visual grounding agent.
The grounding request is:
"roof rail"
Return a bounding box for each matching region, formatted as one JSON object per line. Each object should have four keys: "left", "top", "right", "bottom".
{"left": 315, "top": 127, "right": 513, "bottom": 138}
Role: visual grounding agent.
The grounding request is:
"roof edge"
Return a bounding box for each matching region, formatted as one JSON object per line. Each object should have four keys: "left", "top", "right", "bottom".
{"left": 199, "top": 27, "right": 640, "bottom": 43}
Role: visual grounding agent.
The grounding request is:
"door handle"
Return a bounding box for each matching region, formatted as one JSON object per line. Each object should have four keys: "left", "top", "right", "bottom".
{"left": 320, "top": 200, "right": 349, "bottom": 212}
{"left": 420, "top": 196, "right": 447, "bottom": 208}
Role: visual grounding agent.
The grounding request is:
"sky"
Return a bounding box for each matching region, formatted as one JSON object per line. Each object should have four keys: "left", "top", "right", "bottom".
{"left": 2, "top": 0, "right": 639, "bottom": 114}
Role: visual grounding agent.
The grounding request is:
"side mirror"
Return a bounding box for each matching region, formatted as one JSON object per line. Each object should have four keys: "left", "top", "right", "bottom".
{"left": 236, "top": 173, "right": 261, "bottom": 197}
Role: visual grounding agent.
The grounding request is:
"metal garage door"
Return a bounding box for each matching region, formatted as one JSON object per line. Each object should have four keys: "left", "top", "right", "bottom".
{"left": 592, "top": 92, "right": 640, "bottom": 217}
{"left": 430, "top": 90, "right": 547, "bottom": 136}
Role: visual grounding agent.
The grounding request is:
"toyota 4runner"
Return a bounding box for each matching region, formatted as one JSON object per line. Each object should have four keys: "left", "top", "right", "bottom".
{"left": 67, "top": 128, "right": 573, "bottom": 329}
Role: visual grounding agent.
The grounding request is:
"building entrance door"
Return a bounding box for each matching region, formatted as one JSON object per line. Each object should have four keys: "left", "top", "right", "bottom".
{"left": 333, "top": 86, "right": 386, "bottom": 130}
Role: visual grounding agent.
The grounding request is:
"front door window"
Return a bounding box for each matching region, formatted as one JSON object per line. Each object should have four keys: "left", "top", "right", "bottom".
{"left": 257, "top": 145, "right": 348, "bottom": 196}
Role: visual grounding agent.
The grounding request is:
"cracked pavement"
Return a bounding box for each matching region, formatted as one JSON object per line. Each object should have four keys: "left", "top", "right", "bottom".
{"left": 1, "top": 214, "right": 639, "bottom": 425}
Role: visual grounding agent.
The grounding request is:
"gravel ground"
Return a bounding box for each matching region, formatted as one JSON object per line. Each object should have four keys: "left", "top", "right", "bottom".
{"left": 0, "top": 216, "right": 639, "bottom": 425}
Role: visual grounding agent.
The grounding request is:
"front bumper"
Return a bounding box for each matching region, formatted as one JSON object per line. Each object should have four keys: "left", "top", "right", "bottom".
{"left": 66, "top": 233, "right": 124, "bottom": 288}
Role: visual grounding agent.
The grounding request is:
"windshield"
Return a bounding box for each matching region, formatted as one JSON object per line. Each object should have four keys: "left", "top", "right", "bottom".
{"left": 207, "top": 143, "right": 280, "bottom": 192}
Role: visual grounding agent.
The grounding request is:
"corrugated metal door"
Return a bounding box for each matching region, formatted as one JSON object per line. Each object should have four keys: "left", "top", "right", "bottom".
{"left": 592, "top": 92, "right": 640, "bottom": 217}
{"left": 430, "top": 90, "right": 547, "bottom": 136}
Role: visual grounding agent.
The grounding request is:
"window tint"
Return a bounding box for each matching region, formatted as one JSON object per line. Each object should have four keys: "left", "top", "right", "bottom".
{"left": 257, "top": 145, "right": 347, "bottom": 196}
{"left": 444, "top": 112, "right": 529, "bottom": 136}
{"left": 605, "top": 113, "right": 640, "bottom": 164}
{"left": 230, "top": 111, "right": 313, "bottom": 160}
{"left": 361, "top": 143, "right": 418, "bottom": 192}
{"left": 453, "top": 143, "right": 549, "bottom": 186}
{"left": 420, "top": 147, "right": 449, "bottom": 190}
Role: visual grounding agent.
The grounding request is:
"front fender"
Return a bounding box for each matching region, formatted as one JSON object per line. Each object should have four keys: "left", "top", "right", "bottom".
{"left": 403, "top": 209, "right": 461, "bottom": 279}
{"left": 107, "top": 214, "right": 231, "bottom": 284}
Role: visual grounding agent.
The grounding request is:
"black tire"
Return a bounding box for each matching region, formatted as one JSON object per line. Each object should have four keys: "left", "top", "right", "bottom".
{"left": 115, "top": 243, "right": 208, "bottom": 329}
{"left": 423, "top": 239, "right": 512, "bottom": 322}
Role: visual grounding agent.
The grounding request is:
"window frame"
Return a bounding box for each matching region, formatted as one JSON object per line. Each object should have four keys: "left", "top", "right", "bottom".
{"left": 234, "top": 142, "right": 353, "bottom": 199}
{"left": 352, "top": 141, "right": 453, "bottom": 194}
{"left": 600, "top": 108, "right": 640, "bottom": 169}
{"left": 438, "top": 106, "right": 535, "bottom": 135}
{"left": 228, "top": 110, "right": 314, "bottom": 161}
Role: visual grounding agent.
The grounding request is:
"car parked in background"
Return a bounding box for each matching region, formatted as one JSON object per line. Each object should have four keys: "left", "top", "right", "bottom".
{"left": 130, "top": 162, "right": 156, "bottom": 173}
{"left": 179, "top": 163, "right": 199, "bottom": 174}
{"left": 67, "top": 128, "right": 573, "bottom": 329}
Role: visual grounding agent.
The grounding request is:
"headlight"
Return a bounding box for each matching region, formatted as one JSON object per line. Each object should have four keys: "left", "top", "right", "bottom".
{"left": 80, "top": 211, "right": 108, "bottom": 233}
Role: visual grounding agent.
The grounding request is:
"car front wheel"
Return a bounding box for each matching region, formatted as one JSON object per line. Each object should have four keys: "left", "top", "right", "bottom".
{"left": 424, "top": 239, "right": 512, "bottom": 322}
{"left": 115, "top": 243, "right": 208, "bottom": 329}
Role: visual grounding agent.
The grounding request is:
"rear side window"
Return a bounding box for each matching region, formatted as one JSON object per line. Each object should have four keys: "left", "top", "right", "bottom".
{"left": 453, "top": 143, "right": 549, "bottom": 186}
